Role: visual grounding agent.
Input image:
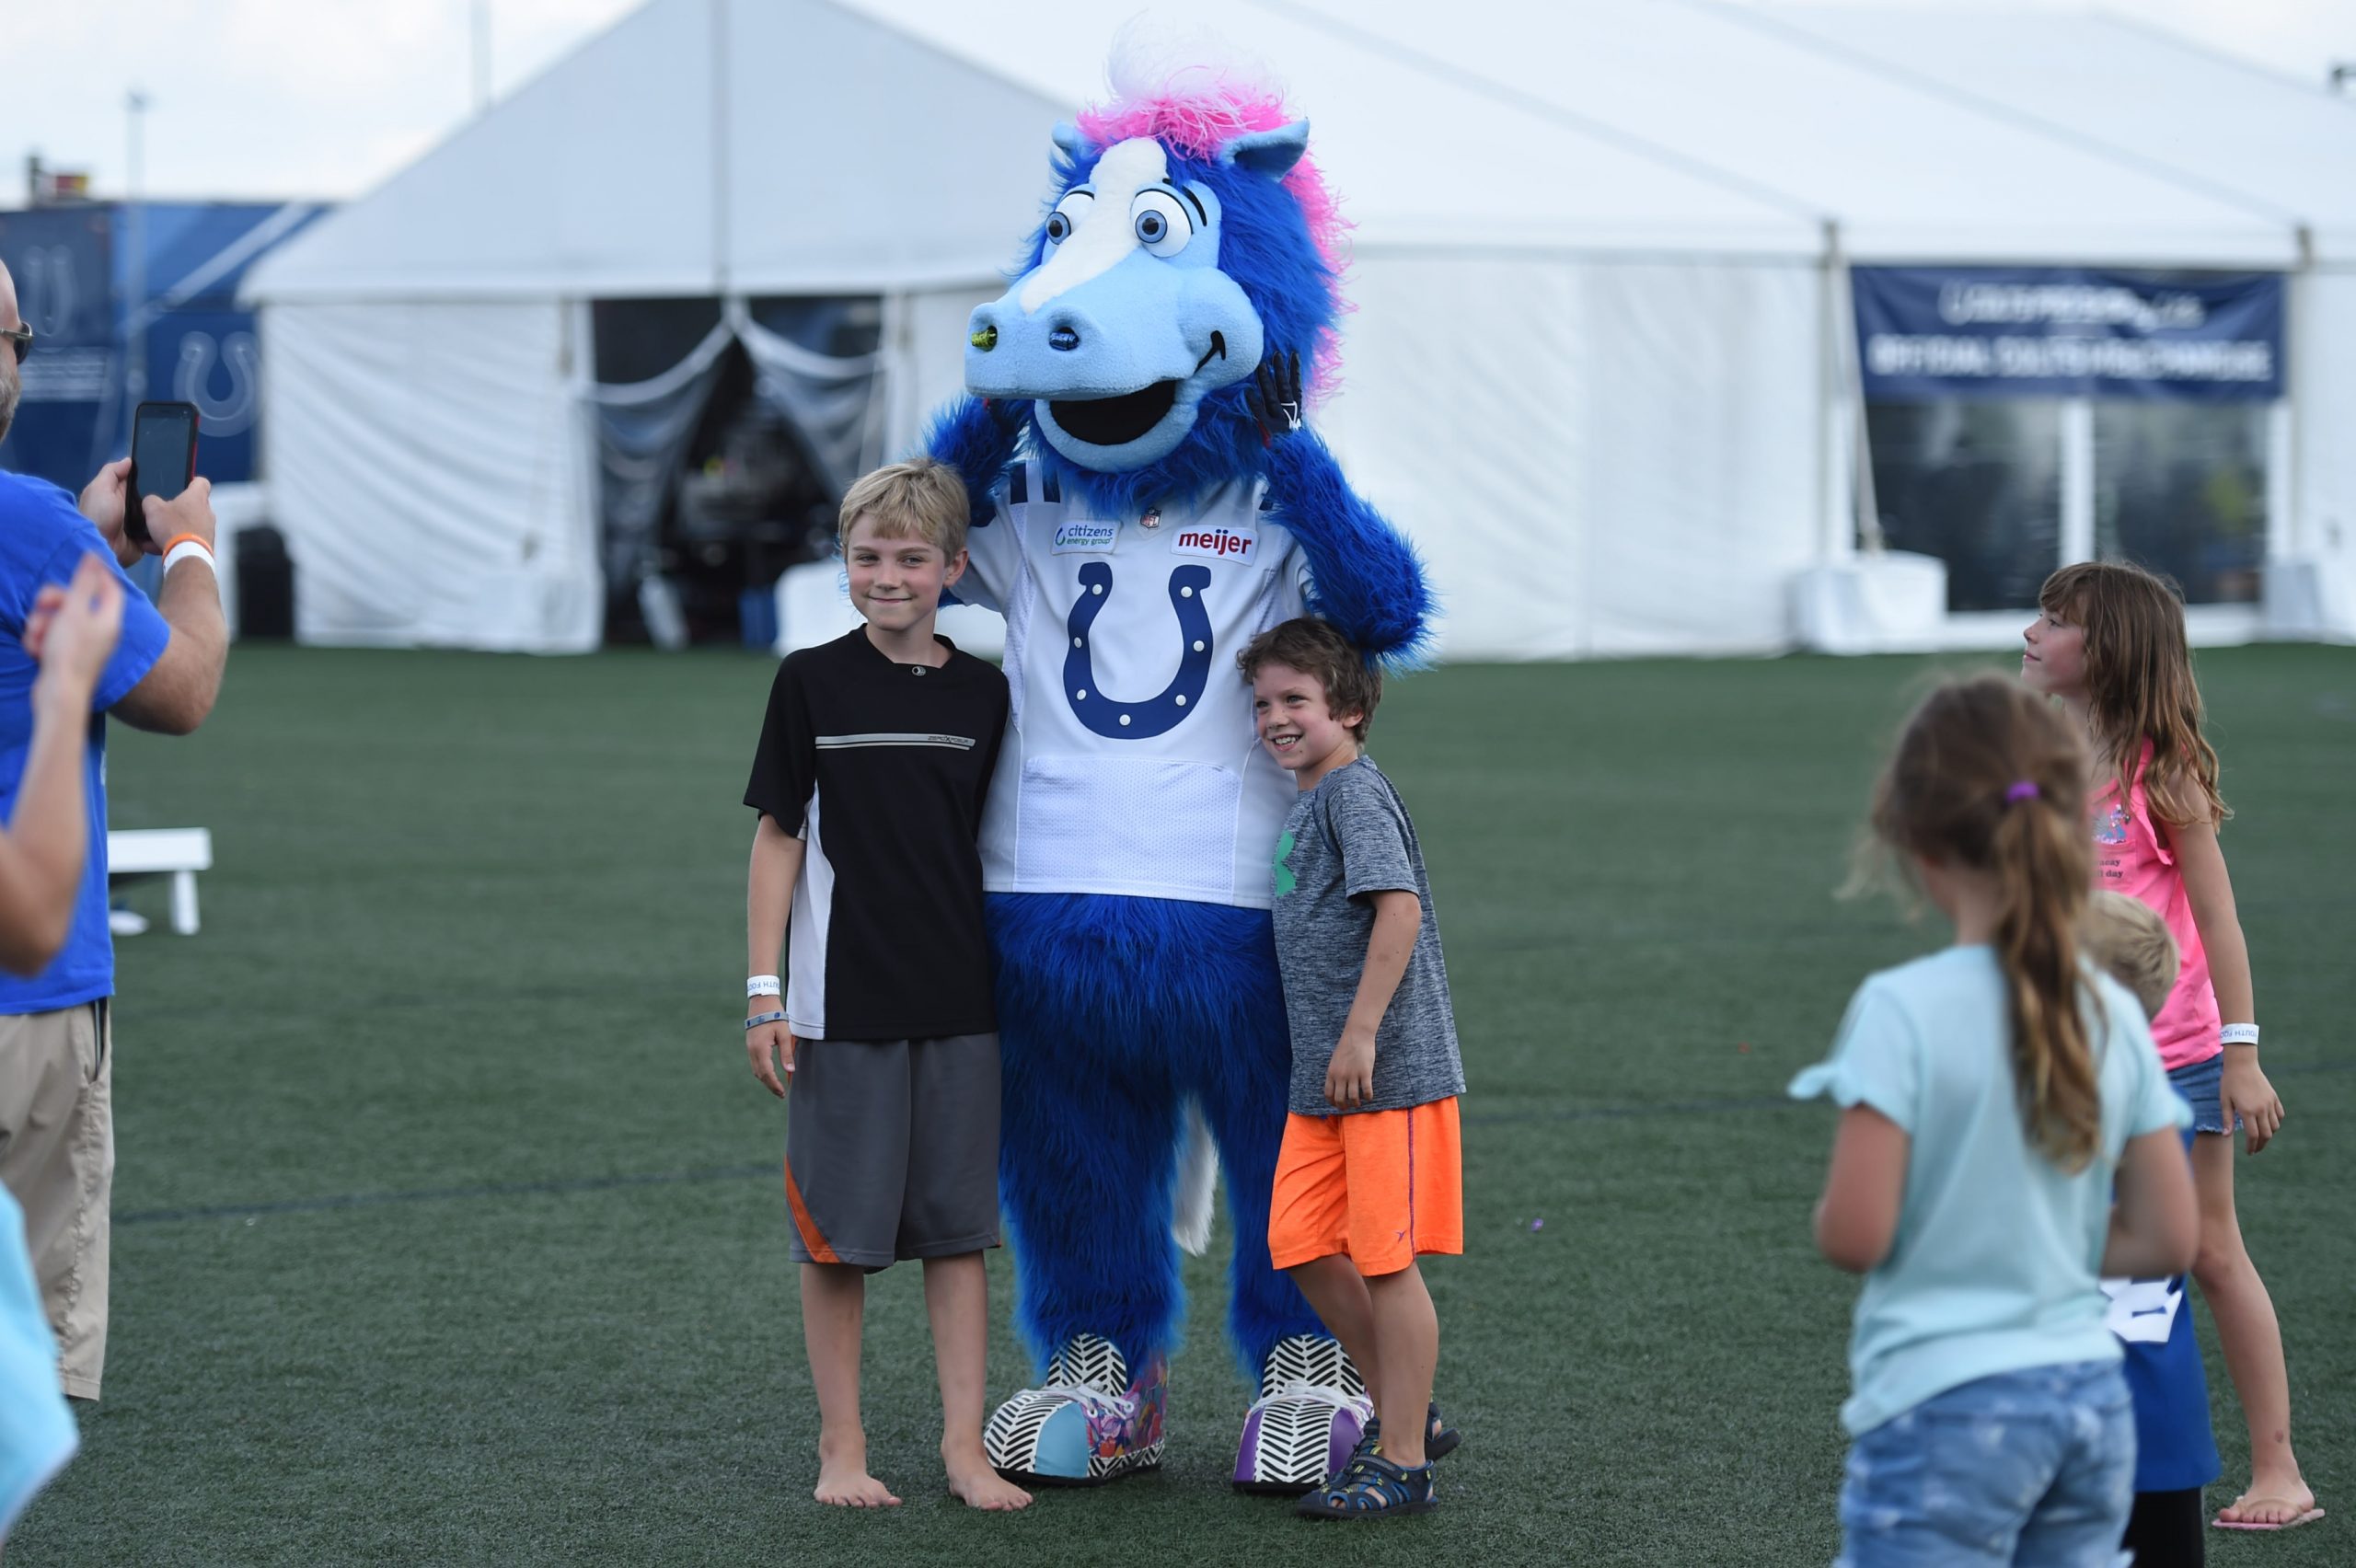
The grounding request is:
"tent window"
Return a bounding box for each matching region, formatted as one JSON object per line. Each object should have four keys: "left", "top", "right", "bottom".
{"left": 2092, "top": 403, "right": 2266, "bottom": 606}
{"left": 593, "top": 298, "right": 725, "bottom": 383}
{"left": 589, "top": 295, "right": 884, "bottom": 646}
{"left": 1866, "top": 401, "right": 2062, "bottom": 614}
{"left": 1865, "top": 399, "right": 2269, "bottom": 610}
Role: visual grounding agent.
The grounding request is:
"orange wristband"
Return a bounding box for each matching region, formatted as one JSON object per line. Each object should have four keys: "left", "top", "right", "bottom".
{"left": 161, "top": 533, "right": 212, "bottom": 557}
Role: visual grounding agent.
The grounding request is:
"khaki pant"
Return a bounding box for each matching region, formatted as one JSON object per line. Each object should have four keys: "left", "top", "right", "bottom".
{"left": 0, "top": 1003, "right": 111, "bottom": 1401}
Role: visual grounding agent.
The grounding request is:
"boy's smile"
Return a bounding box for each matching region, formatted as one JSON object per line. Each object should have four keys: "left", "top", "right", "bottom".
{"left": 1252, "top": 661, "right": 1363, "bottom": 790}
{"left": 843, "top": 512, "right": 966, "bottom": 658}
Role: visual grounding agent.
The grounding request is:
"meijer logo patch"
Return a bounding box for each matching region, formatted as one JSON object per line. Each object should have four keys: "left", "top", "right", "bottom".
{"left": 1052, "top": 520, "right": 1120, "bottom": 555}
{"left": 1171, "top": 525, "right": 1258, "bottom": 564}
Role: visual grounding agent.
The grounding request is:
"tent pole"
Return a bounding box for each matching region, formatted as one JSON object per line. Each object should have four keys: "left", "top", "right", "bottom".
{"left": 710, "top": 0, "right": 729, "bottom": 297}
{"left": 1818, "top": 224, "right": 1838, "bottom": 563}
{"left": 1821, "top": 220, "right": 1879, "bottom": 558}
{"left": 2279, "top": 225, "right": 2312, "bottom": 566}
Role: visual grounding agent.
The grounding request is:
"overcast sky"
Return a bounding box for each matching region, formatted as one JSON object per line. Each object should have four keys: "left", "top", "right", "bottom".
{"left": 6, "top": 0, "right": 2352, "bottom": 203}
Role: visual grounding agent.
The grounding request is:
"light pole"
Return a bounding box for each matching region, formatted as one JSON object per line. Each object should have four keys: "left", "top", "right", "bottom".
{"left": 124, "top": 89, "right": 149, "bottom": 408}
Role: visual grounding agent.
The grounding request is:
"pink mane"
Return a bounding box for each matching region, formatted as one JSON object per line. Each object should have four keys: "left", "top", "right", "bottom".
{"left": 1072, "top": 93, "right": 1349, "bottom": 283}
{"left": 1071, "top": 36, "right": 1352, "bottom": 398}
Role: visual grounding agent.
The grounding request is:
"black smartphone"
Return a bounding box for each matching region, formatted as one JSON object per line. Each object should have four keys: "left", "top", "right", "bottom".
{"left": 125, "top": 400, "right": 201, "bottom": 548}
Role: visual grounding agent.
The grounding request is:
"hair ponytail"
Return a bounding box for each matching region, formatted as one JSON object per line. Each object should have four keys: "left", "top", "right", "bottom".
{"left": 1865, "top": 674, "right": 2103, "bottom": 1169}
{"left": 1990, "top": 786, "right": 2102, "bottom": 1170}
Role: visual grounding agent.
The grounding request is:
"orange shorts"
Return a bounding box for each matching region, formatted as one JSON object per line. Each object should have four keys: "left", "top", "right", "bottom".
{"left": 1267, "top": 1097, "right": 1462, "bottom": 1276}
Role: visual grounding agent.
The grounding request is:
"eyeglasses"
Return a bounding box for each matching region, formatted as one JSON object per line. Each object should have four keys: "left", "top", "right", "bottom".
{"left": 2, "top": 324, "right": 29, "bottom": 365}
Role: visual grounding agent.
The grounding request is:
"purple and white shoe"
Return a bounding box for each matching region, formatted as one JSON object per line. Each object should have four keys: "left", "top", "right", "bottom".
{"left": 1233, "top": 1334, "right": 1371, "bottom": 1493}
{"left": 984, "top": 1333, "right": 1167, "bottom": 1486}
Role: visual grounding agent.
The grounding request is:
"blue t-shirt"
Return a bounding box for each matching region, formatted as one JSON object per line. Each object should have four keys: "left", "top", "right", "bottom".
{"left": 1789, "top": 948, "right": 2189, "bottom": 1435}
{"left": 2104, "top": 1125, "right": 2220, "bottom": 1493}
{"left": 0, "top": 471, "right": 171, "bottom": 1014}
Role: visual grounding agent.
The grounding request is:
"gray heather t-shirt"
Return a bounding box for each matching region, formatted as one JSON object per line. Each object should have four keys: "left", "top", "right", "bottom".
{"left": 1272, "top": 756, "right": 1466, "bottom": 1117}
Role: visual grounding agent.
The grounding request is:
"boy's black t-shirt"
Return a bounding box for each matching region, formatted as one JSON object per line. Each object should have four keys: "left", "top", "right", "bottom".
{"left": 745, "top": 629, "right": 1010, "bottom": 1042}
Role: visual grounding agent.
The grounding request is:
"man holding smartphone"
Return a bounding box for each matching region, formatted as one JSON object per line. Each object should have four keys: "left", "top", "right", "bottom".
{"left": 0, "top": 259, "right": 227, "bottom": 1402}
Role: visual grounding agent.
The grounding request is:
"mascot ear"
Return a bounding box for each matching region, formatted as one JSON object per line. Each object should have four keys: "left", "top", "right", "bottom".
{"left": 1051, "top": 121, "right": 1093, "bottom": 161}
{"left": 1218, "top": 120, "right": 1310, "bottom": 180}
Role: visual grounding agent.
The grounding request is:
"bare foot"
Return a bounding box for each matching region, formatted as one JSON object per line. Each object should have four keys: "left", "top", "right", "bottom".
{"left": 814, "top": 1436, "right": 902, "bottom": 1508}
{"left": 945, "top": 1450, "right": 1033, "bottom": 1512}
{"left": 2216, "top": 1474, "right": 2319, "bottom": 1528}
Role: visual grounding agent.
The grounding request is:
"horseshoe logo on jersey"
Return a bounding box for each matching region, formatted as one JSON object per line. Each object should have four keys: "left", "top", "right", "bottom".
{"left": 1064, "top": 562, "right": 1214, "bottom": 739}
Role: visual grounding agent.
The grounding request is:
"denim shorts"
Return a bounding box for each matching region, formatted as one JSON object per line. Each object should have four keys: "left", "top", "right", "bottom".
{"left": 1835, "top": 1361, "right": 2135, "bottom": 1568}
{"left": 2166, "top": 1053, "right": 2237, "bottom": 1136}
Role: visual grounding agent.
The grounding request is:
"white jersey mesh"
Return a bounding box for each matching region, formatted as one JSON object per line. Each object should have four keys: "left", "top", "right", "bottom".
{"left": 962, "top": 462, "right": 1311, "bottom": 908}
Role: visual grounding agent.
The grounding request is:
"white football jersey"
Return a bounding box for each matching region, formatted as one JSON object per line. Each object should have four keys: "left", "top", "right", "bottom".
{"left": 957, "top": 460, "right": 1312, "bottom": 909}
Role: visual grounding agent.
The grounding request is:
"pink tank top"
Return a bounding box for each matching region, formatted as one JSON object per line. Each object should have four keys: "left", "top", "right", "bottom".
{"left": 2091, "top": 740, "right": 2221, "bottom": 1071}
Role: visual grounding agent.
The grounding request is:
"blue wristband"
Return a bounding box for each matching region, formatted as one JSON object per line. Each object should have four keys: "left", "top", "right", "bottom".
{"left": 745, "top": 1010, "right": 791, "bottom": 1032}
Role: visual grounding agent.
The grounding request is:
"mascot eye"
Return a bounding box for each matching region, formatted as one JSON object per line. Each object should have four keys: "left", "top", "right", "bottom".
{"left": 1130, "top": 190, "right": 1193, "bottom": 257}
{"left": 1045, "top": 190, "right": 1094, "bottom": 247}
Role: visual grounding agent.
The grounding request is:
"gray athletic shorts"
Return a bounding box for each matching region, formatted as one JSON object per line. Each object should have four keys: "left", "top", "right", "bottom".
{"left": 783, "top": 1032, "right": 1001, "bottom": 1269}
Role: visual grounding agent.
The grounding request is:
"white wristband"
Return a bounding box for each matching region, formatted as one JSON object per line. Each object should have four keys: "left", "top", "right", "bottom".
{"left": 2219, "top": 1023, "right": 2259, "bottom": 1046}
{"left": 163, "top": 538, "right": 217, "bottom": 576}
{"left": 747, "top": 974, "right": 781, "bottom": 997}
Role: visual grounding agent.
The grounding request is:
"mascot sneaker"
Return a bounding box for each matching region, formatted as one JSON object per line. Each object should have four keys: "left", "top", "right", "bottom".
{"left": 985, "top": 1333, "right": 1167, "bottom": 1486}
{"left": 1233, "top": 1334, "right": 1371, "bottom": 1493}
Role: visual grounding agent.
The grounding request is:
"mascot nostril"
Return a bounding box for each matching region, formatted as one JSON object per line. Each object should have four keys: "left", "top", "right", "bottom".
{"left": 923, "top": 30, "right": 1437, "bottom": 1495}
{"left": 1048, "top": 325, "right": 1081, "bottom": 352}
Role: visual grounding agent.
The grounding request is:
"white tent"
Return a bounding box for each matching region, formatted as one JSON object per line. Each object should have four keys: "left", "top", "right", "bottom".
{"left": 244, "top": 0, "right": 2356, "bottom": 656}
{"left": 1775, "top": 6, "right": 2356, "bottom": 640}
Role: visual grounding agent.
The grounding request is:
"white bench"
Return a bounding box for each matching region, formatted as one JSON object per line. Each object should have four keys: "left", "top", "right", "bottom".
{"left": 106, "top": 828, "right": 214, "bottom": 936}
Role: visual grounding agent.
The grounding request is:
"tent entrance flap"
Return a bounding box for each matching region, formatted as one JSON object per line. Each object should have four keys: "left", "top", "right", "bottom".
{"left": 589, "top": 294, "right": 885, "bottom": 646}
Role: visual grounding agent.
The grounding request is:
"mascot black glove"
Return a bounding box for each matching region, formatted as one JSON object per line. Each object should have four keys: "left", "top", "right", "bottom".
{"left": 1245, "top": 352, "right": 1306, "bottom": 445}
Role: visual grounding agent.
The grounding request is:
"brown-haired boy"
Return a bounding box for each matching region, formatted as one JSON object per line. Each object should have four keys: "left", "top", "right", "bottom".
{"left": 1237, "top": 617, "right": 1466, "bottom": 1519}
{"left": 741, "top": 456, "right": 1025, "bottom": 1510}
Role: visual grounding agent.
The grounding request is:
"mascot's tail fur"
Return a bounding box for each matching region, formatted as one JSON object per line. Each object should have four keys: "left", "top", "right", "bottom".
{"left": 1172, "top": 1101, "right": 1219, "bottom": 1256}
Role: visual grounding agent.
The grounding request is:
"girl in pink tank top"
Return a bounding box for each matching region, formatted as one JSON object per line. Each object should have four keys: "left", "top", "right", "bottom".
{"left": 2024, "top": 561, "right": 2320, "bottom": 1535}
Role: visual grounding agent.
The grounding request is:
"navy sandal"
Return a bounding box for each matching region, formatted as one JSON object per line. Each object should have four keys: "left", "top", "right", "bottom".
{"left": 1296, "top": 1452, "right": 1438, "bottom": 1518}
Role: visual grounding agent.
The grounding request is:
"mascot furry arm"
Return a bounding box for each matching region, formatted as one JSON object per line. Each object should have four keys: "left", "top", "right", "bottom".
{"left": 920, "top": 47, "right": 1431, "bottom": 1495}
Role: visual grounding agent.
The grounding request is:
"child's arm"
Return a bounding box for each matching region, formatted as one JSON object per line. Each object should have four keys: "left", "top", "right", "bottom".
{"left": 0, "top": 561, "right": 123, "bottom": 973}
{"left": 2102, "top": 1126, "right": 2200, "bottom": 1277}
{"left": 745, "top": 814, "right": 805, "bottom": 1098}
{"left": 1811, "top": 1107, "right": 1908, "bottom": 1272}
{"left": 2170, "top": 817, "right": 2282, "bottom": 1152}
{"left": 1325, "top": 890, "right": 1421, "bottom": 1110}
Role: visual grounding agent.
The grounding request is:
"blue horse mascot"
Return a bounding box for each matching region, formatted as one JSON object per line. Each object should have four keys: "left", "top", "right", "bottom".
{"left": 924, "top": 49, "right": 1431, "bottom": 1491}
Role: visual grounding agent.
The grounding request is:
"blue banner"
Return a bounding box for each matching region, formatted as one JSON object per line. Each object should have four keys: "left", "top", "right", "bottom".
{"left": 0, "top": 202, "right": 325, "bottom": 491}
{"left": 1854, "top": 266, "right": 2283, "bottom": 403}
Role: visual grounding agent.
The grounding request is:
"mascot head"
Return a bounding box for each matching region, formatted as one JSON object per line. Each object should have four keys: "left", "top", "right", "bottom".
{"left": 965, "top": 32, "right": 1346, "bottom": 504}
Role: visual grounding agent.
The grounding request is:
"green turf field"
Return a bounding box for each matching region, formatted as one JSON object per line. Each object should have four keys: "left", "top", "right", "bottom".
{"left": 11, "top": 643, "right": 2349, "bottom": 1566}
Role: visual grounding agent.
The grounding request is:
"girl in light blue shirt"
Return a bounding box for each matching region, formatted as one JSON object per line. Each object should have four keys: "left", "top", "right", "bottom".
{"left": 1793, "top": 674, "right": 2197, "bottom": 1568}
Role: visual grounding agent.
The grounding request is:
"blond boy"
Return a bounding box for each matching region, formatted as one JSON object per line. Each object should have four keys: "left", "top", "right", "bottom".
{"left": 741, "top": 458, "right": 1023, "bottom": 1510}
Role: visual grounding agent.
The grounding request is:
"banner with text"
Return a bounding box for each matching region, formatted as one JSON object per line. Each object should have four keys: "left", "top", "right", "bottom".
{"left": 1854, "top": 266, "right": 2283, "bottom": 403}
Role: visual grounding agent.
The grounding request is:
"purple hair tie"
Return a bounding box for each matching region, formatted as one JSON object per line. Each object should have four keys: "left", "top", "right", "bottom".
{"left": 2004, "top": 780, "right": 2041, "bottom": 804}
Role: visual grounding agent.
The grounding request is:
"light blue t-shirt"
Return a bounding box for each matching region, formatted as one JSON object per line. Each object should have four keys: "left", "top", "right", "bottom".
{"left": 1790, "top": 947, "right": 2189, "bottom": 1435}
{"left": 0, "top": 1187, "right": 75, "bottom": 1534}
